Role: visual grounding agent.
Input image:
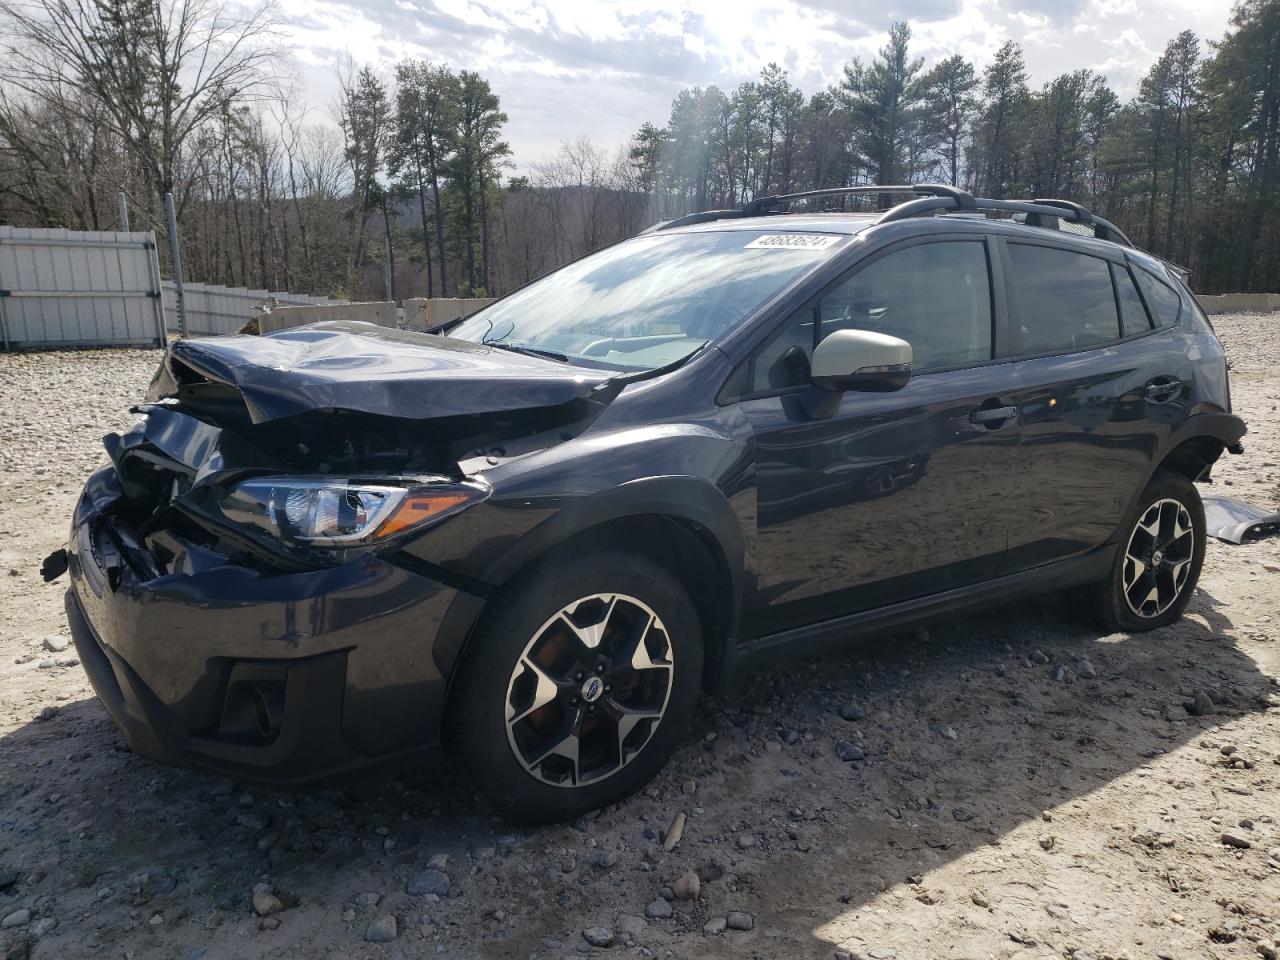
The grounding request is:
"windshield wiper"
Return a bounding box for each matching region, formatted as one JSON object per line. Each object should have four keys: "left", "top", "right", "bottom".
{"left": 484, "top": 341, "right": 570, "bottom": 363}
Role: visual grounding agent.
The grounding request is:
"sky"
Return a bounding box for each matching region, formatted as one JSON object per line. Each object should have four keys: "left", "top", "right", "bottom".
{"left": 275, "top": 0, "right": 1238, "bottom": 171}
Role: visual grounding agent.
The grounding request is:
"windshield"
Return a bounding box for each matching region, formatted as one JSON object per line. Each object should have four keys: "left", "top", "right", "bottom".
{"left": 450, "top": 229, "right": 846, "bottom": 371}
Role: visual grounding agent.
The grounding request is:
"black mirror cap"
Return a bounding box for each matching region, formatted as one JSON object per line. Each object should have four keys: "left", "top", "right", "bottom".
{"left": 813, "top": 363, "right": 911, "bottom": 394}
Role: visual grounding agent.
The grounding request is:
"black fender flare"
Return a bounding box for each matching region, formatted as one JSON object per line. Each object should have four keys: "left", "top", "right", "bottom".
{"left": 1154, "top": 411, "right": 1246, "bottom": 479}
{"left": 1109, "top": 411, "right": 1247, "bottom": 544}
{"left": 1175, "top": 410, "right": 1245, "bottom": 447}
{"left": 430, "top": 475, "right": 747, "bottom": 698}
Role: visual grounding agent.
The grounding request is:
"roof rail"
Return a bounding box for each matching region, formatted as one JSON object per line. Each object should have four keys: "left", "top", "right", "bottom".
{"left": 1088, "top": 215, "right": 1134, "bottom": 247}
{"left": 876, "top": 194, "right": 1134, "bottom": 248}
{"left": 743, "top": 184, "right": 974, "bottom": 217}
{"left": 1032, "top": 198, "right": 1092, "bottom": 224}
{"left": 646, "top": 185, "right": 1135, "bottom": 249}
{"left": 645, "top": 209, "right": 746, "bottom": 233}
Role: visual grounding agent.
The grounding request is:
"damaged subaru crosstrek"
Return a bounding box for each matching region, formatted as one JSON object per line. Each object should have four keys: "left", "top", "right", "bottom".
{"left": 49, "top": 185, "right": 1246, "bottom": 822}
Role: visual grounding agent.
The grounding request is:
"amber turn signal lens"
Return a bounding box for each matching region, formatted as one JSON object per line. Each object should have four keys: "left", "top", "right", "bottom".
{"left": 374, "top": 490, "right": 476, "bottom": 539}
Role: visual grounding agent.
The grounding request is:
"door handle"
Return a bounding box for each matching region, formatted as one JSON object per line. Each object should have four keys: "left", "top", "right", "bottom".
{"left": 970, "top": 405, "right": 1018, "bottom": 427}
{"left": 1144, "top": 377, "right": 1183, "bottom": 402}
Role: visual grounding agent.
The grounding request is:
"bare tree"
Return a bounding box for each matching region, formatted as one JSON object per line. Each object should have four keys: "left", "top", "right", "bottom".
{"left": 1, "top": 0, "right": 278, "bottom": 220}
{"left": 533, "top": 135, "right": 612, "bottom": 259}
{"left": 0, "top": 81, "right": 129, "bottom": 228}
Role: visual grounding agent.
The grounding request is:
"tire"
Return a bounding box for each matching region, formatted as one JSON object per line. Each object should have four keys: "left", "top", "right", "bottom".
{"left": 1082, "top": 469, "right": 1206, "bottom": 632}
{"left": 447, "top": 549, "right": 704, "bottom": 822}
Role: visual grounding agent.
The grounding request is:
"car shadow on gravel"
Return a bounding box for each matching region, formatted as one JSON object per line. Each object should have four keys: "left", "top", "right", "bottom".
{"left": 0, "top": 586, "right": 1272, "bottom": 960}
{"left": 692, "top": 585, "right": 1271, "bottom": 957}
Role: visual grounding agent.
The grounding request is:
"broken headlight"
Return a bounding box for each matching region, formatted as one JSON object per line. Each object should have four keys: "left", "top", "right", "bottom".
{"left": 218, "top": 477, "right": 486, "bottom": 547}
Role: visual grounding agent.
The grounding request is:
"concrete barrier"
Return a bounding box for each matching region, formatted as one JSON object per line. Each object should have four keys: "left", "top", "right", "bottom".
{"left": 164, "top": 283, "right": 343, "bottom": 337}
{"left": 259, "top": 301, "right": 398, "bottom": 334}
{"left": 403, "top": 297, "right": 497, "bottom": 332}
{"left": 1196, "top": 292, "right": 1280, "bottom": 314}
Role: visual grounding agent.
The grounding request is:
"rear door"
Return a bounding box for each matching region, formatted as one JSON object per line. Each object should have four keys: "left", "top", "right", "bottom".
{"left": 996, "top": 239, "right": 1198, "bottom": 573}
{"left": 732, "top": 235, "right": 1023, "bottom": 636}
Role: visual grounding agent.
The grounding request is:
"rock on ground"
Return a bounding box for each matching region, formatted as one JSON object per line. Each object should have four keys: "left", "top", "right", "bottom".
{"left": 365, "top": 914, "right": 397, "bottom": 943}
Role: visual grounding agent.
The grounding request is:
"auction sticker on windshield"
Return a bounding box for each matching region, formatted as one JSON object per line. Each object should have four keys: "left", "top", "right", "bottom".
{"left": 744, "top": 233, "right": 842, "bottom": 250}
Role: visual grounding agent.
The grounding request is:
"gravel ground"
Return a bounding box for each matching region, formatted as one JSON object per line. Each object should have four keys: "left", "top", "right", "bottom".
{"left": 0, "top": 316, "right": 1278, "bottom": 960}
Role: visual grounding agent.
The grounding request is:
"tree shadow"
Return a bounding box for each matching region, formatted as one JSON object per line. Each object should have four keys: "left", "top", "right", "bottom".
{"left": 0, "top": 586, "right": 1271, "bottom": 960}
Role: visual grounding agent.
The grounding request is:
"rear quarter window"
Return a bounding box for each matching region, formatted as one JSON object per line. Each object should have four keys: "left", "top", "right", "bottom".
{"left": 1113, "top": 264, "right": 1153, "bottom": 337}
{"left": 1134, "top": 265, "right": 1183, "bottom": 327}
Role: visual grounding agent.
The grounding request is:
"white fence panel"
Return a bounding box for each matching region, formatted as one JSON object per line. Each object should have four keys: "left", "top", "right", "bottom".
{"left": 0, "top": 226, "right": 165, "bottom": 350}
{"left": 164, "top": 282, "right": 344, "bottom": 336}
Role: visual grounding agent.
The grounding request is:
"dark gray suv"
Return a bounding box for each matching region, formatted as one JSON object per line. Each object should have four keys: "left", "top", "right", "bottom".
{"left": 51, "top": 185, "right": 1245, "bottom": 821}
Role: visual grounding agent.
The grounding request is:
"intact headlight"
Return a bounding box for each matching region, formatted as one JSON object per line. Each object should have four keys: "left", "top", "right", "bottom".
{"left": 218, "top": 477, "right": 486, "bottom": 546}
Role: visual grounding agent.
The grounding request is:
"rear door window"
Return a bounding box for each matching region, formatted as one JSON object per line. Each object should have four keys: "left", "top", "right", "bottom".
{"left": 1113, "top": 263, "right": 1153, "bottom": 337}
{"left": 1006, "top": 243, "right": 1119, "bottom": 355}
{"left": 1134, "top": 265, "right": 1183, "bottom": 327}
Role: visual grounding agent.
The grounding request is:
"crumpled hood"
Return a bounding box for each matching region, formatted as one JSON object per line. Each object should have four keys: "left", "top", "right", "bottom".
{"left": 150, "top": 320, "right": 616, "bottom": 424}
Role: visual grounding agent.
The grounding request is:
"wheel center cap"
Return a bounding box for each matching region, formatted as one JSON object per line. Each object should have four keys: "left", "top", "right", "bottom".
{"left": 580, "top": 676, "right": 604, "bottom": 703}
{"left": 1152, "top": 549, "right": 1164, "bottom": 566}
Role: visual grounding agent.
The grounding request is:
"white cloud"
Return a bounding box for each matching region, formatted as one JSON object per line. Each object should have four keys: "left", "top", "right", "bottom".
{"left": 274, "top": 0, "right": 1237, "bottom": 169}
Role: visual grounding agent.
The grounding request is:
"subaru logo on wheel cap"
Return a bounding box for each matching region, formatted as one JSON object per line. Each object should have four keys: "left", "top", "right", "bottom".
{"left": 581, "top": 676, "right": 604, "bottom": 703}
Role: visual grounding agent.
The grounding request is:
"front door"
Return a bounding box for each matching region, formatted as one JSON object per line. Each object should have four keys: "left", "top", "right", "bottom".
{"left": 733, "top": 236, "right": 1022, "bottom": 638}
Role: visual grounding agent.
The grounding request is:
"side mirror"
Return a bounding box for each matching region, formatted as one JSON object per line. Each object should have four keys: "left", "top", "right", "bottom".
{"left": 811, "top": 329, "right": 912, "bottom": 393}
{"left": 799, "top": 329, "right": 912, "bottom": 419}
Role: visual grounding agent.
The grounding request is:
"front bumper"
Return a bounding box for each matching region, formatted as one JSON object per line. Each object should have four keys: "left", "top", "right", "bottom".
{"left": 66, "top": 468, "right": 462, "bottom": 788}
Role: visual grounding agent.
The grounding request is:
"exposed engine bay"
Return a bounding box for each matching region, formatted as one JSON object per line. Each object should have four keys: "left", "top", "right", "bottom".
{"left": 88, "top": 323, "right": 625, "bottom": 580}
{"left": 154, "top": 375, "right": 606, "bottom": 478}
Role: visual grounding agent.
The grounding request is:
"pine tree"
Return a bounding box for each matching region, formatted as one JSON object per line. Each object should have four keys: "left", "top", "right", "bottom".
{"left": 792, "top": 91, "right": 852, "bottom": 190}
{"left": 1082, "top": 84, "right": 1120, "bottom": 204}
{"left": 389, "top": 60, "right": 458, "bottom": 296}
{"left": 837, "top": 22, "right": 928, "bottom": 188}
{"left": 444, "top": 71, "right": 509, "bottom": 295}
{"left": 662, "top": 87, "right": 722, "bottom": 213}
{"left": 337, "top": 66, "right": 390, "bottom": 294}
{"left": 1201, "top": 0, "right": 1280, "bottom": 289}
{"left": 1137, "top": 43, "right": 1176, "bottom": 247}
{"left": 974, "top": 41, "right": 1030, "bottom": 197}
{"left": 628, "top": 121, "right": 669, "bottom": 217}
{"left": 1025, "top": 70, "right": 1110, "bottom": 198}
{"left": 757, "top": 63, "right": 804, "bottom": 195}
{"left": 922, "top": 54, "right": 978, "bottom": 185}
{"left": 1162, "top": 32, "right": 1202, "bottom": 260}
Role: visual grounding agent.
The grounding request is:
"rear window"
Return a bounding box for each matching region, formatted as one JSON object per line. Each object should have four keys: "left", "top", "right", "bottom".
{"left": 1007, "top": 244, "right": 1118, "bottom": 355}
{"left": 1134, "top": 265, "right": 1182, "bottom": 327}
